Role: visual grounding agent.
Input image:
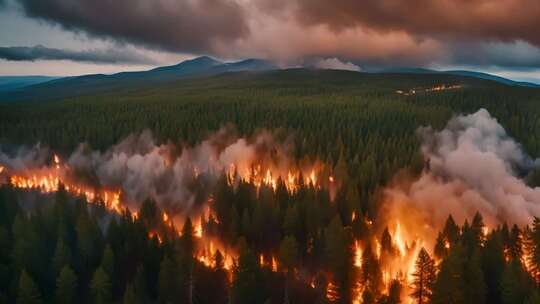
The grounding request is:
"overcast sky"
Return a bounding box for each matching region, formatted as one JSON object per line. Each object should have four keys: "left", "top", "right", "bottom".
{"left": 1, "top": 0, "right": 540, "bottom": 83}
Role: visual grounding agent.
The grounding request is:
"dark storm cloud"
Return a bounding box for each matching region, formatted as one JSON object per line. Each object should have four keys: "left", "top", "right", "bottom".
{"left": 449, "top": 42, "right": 540, "bottom": 69}
{"left": 0, "top": 45, "right": 155, "bottom": 64}
{"left": 13, "top": 0, "right": 249, "bottom": 54}
{"left": 7, "top": 0, "right": 540, "bottom": 70}
{"left": 282, "top": 0, "right": 540, "bottom": 47}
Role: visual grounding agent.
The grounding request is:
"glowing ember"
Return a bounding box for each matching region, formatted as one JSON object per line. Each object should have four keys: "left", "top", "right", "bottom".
{"left": 271, "top": 256, "right": 278, "bottom": 272}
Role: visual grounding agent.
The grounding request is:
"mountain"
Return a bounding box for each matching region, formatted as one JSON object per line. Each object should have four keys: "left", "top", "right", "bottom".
{"left": 148, "top": 55, "right": 222, "bottom": 74}
{"left": 0, "top": 56, "right": 278, "bottom": 102}
{"left": 0, "top": 76, "right": 58, "bottom": 92}
{"left": 2, "top": 57, "right": 539, "bottom": 103}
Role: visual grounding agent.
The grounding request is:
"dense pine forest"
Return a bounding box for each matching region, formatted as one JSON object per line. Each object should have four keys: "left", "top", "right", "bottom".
{"left": 2, "top": 69, "right": 540, "bottom": 303}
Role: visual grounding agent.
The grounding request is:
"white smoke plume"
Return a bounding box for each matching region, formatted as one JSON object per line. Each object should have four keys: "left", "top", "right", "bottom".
{"left": 0, "top": 127, "right": 308, "bottom": 215}
{"left": 382, "top": 109, "right": 540, "bottom": 243}
{"left": 313, "top": 57, "right": 361, "bottom": 72}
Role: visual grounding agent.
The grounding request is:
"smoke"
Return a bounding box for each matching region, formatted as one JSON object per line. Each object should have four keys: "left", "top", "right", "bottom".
{"left": 382, "top": 109, "right": 540, "bottom": 244}
{"left": 0, "top": 127, "right": 304, "bottom": 215}
{"left": 312, "top": 58, "right": 361, "bottom": 71}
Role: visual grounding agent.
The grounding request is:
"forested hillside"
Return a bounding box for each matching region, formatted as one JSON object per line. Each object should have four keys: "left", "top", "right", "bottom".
{"left": 1, "top": 69, "right": 540, "bottom": 304}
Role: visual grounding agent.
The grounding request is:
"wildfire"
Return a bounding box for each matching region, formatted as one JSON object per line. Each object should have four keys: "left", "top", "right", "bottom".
{"left": 53, "top": 154, "right": 60, "bottom": 169}
{"left": 393, "top": 222, "right": 406, "bottom": 257}
{"left": 396, "top": 84, "right": 462, "bottom": 96}
{"left": 354, "top": 240, "right": 362, "bottom": 267}
{"left": 196, "top": 238, "right": 234, "bottom": 270}
{"left": 326, "top": 281, "right": 339, "bottom": 302}
{"left": 226, "top": 162, "right": 332, "bottom": 194}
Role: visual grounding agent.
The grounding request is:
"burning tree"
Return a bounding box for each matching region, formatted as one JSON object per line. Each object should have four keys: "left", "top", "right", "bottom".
{"left": 410, "top": 248, "right": 436, "bottom": 304}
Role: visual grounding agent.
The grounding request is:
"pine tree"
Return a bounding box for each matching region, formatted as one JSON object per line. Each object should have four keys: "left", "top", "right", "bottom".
{"left": 158, "top": 256, "right": 178, "bottom": 304}
{"left": 500, "top": 260, "right": 527, "bottom": 304}
{"left": 231, "top": 248, "right": 265, "bottom": 304}
{"left": 432, "top": 243, "right": 465, "bottom": 304}
{"left": 133, "top": 266, "right": 148, "bottom": 303}
{"left": 279, "top": 235, "right": 299, "bottom": 271}
{"left": 56, "top": 266, "right": 77, "bottom": 304}
{"left": 508, "top": 224, "right": 523, "bottom": 262}
{"left": 527, "top": 217, "right": 540, "bottom": 282}
{"left": 410, "top": 248, "right": 436, "bottom": 304}
{"left": 123, "top": 283, "right": 138, "bottom": 304}
{"left": 483, "top": 231, "right": 507, "bottom": 303}
{"left": 100, "top": 245, "right": 114, "bottom": 280}
{"left": 325, "top": 215, "right": 354, "bottom": 303}
{"left": 279, "top": 235, "right": 299, "bottom": 304}
{"left": 442, "top": 215, "right": 459, "bottom": 244}
{"left": 17, "top": 270, "right": 42, "bottom": 304}
{"left": 213, "top": 250, "right": 229, "bottom": 304}
{"left": 90, "top": 267, "right": 111, "bottom": 304}
{"left": 464, "top": 250, "right": 486, "bottom": 304}
{"left": 52, "top": 237, "right": 71, "bottom": 277}
{"left": 360, "top": 245, "right": 382, "bottom": 300}
{"left": 381, "top": 227, "right": 394, "bottom": 256}
{"left": 434, "top": 232, "right": 449, "bottom": 260}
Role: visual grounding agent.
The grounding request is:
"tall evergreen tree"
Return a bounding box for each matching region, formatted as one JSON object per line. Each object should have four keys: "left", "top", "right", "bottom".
{"left": 432, "top": 243, "right": 465, "bottom": 304}
{"left": 158, "top": 256, "right": 178, "bottom": 304}
{"left": 410, "top": 248, "right": 436, "bottom": 304}
{"left": 56, "top": 266, "right": 77, "bottom": 304}
{"left": 464, "top": 250, "right": 486, "bottom": 304}
{"left": 527, "top": 217, "right": 540, "bottom": 282}
{"left": 231, "top": 248, "right": 265, "bottom": 304}
{"left": 52, "top": 237, "right": 71, "bottom": 277}
{"left": 279, "top": 235, "right": 299, "bottom": 304}
{"left": 17, "top": 270, "right": 42, "bottom": 304}
{"left": 90, "top": 267, "right": 111, "bottom": 304}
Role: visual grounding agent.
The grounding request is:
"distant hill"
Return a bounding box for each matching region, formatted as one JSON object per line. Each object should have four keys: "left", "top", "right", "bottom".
{"left": 0, "top": 56, "right": 277, "bottom": 102}
{"left": 2, "top": 58, "right": 539, "bottom": 103}
{"left": 443, "top": 70, "right": 540, "bottom": 88}
{"left": 378, "top": 67, "right": 540, "bottom": 88}
{"left": 0, "top": 76, "right": 58, "bottom": 92}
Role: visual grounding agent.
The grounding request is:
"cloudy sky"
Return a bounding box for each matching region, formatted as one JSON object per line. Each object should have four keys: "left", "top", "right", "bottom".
{"left": 1, "top": 0, "right": 540, "bottom": 83}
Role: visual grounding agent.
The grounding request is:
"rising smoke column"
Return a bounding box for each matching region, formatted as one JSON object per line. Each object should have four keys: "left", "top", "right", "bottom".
{"left": 381, "top": 109, "right": 540, "bottom": 245}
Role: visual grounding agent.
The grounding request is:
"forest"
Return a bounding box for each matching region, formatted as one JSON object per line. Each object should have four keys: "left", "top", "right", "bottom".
{"left": 1, "top": 69, "right": 540, "bottom": 303}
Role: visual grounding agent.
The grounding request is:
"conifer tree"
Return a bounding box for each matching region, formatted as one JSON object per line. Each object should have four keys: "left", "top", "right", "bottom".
{"left": 17, "top": 270, "right": 42, "bottom": 304}
{"left": 410, "top": 248, "right": 436, "bottom": 304}
{"left": 90, "top": 267, "right": 111, "bottom": 304}
{"left": 56, "top": 266, "right": 77, "bottom": 304}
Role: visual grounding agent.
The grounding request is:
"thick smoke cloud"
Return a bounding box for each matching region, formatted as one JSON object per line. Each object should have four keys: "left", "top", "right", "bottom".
{"left": 7, "top": 0, "right": 540, "bottom": 69}
{"left": 0, "top": 45, "right": 155, "bottom": 64}
{"left": 0, "top": 128, "right": 299, "bottom": 215}
{"left": 281, "top": 0, "right": 540, "bottom": 48}
{"left": 12, "top": 0, "right": 248, "bottom": 54}
{"left": 382, "top": 109, "right": 540, "bottom": 242}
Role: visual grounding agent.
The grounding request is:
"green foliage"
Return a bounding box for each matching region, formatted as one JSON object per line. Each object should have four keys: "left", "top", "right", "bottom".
{"left": 90, "top": 267, "right": 111, "bottom": 304}
{"left": 1, "top": 71, "right": 540, "bottom": 303}
{"left": 17, "top": 270, "right": 42, "bottom": 304}
{"left": 279, "top": 235, "right": 299, "bottom": 271}
{"left": 56, "top": 266, "right": 77, "bottom": 304}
